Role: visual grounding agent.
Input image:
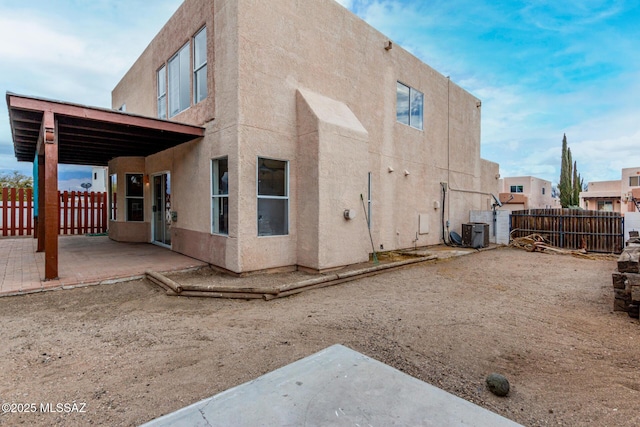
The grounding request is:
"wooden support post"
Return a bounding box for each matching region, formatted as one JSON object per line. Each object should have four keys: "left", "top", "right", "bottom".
{"left": 37, "top": 154, "right": 45, "bottom": 251}
{"left": 43, "top": 112, "right": 59, "bottom": 280}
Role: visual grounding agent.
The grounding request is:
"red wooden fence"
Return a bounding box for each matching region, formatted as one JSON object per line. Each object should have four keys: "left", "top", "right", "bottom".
{"left": 0, "top": 188, "right": 32, "bottom": 236}
{"left": 1, "top": 188, "right": 109, "bottom": 237}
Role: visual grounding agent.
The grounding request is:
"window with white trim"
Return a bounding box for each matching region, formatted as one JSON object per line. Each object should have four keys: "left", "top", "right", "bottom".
{"left": 157, "top": 65, "right": 167, "bottom": 119}
{"left": 156, "top": 27, "right": 208, "bottom": 119}
{"left": 193, "top": 26, "right": 207, "bottom": 104}
{"left": 597, "top": 201, "right": 613, "bottom": 212}
{"left": 257, "top": 158, "right": 288, "bottom": 236}
{"left": 396, "top": 81, "right": 424, "bottom": 130}
{"left": 510, "top": 185, "right": 524, "bottom": 193}
{"left": 168, "top": 42, "right": 191, "bottom": 117}
{"left": 211, "top": 158, "right": 228, "bottom": 235}
{"left": 125, "top": 173, "right": 144, "bottom": 222}
{"left": 630, "top": 176, "right": 640, "bottom": 187}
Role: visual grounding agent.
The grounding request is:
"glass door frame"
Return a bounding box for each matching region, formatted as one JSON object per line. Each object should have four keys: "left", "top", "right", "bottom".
{"left": 152, "top": 171, "right": 172, "bottom": 248}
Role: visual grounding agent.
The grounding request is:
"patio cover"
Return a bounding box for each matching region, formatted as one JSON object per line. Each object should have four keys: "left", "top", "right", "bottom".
{"left": 7, "top": 92, "right": 204, "bottom": 166}
{"left": 5, "top": 92, "right": 205, "bottom": 280}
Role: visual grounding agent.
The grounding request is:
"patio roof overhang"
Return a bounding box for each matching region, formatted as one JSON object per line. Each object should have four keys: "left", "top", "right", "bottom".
{"left": 5, "top": 92, "right": 206, "bottom": 281}
{"left": 6, "top": 92, "right": 205, "bottom": 166}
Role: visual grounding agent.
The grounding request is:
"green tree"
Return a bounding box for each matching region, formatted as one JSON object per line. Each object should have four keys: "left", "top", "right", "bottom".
{"left": 0, "top": 171, "right": 33, "bottom": 189}
{"left": 558, "top": 134, "right": 572, "bottom": 207}
{"left": 558, "top": 135, "right": 583, "bottom": 208}
{"left": 0, "top": 171, "right": 33, "bottom": 201}
{"left": 572, "top": 161, "right": 583, "bottom": 206}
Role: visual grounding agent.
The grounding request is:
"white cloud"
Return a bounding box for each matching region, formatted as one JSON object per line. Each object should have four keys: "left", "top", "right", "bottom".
{"left": 0, "top": 15, "right": 85, "bottom": 63}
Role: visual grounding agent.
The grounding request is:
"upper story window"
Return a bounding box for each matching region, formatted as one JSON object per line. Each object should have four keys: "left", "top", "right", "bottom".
{"left": 542, "top": 187, "right": 546, "bottom": 195}
{"left": 193, "top": 27, "right": 207, "bottom": 104}
{"left": 396, "top": 81, "right": 424, "bottom": 130}
{"left": 630, "top": 176, "right": 640, "bottom": 187}
{"left": 510, "top": 185, "right": 524, "bottom": 193}
{"left": 156, "top": 26, "right": 207, "bottom": 119}
{"left": 168, "top": 43, "right": 191, "bottom": 117}
{"left": 157, "top": 66, "right": 167, "bottom": 119}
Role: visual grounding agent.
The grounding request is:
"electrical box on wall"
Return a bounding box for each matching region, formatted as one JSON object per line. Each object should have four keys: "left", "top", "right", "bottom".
{"left": 419, "top": 214, "right": 429, "bottom": 234}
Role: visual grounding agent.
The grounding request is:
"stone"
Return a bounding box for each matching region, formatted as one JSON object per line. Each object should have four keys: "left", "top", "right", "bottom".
{"left": 617, "top": 248, "right": 640, "bottom": 273}
{"left": 628, "top": 304, "right": 640, "bottom": 319}
{"left": 614, "top": 298, "right": 629, "bottom": 312}
{"left": 625, "top": 272, "right": 640, "bottom": 287}
{"left": 612, "top": 273, "right": 627, "bottom": 289}
{"left": 614, "top": 289, "right": 631, "bottom": 300}
{"left": 486, "top": 373, "right": 510, "bottom": 397}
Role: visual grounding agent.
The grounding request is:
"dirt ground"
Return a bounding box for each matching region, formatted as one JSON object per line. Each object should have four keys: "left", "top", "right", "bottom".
{"left": 0, "top": 247, "right": 638, "bottom": 426}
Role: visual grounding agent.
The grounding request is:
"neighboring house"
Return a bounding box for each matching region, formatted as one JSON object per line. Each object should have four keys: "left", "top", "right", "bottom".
{"left": 580, "top": 167, "right": 640, "bottom": 213}
{"left": 7, "top": 0, "right": 499, "bottom": 276}
{"left": 91, "top": 167, "right": 108, "bottom": 193}
{"left": 497, "top": 176, "right": 556, "bottom": 212}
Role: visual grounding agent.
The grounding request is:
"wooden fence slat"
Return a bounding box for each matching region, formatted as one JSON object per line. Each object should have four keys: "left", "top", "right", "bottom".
{"left": 71, "top": 191, "right": 77, "bottom": 235}
{"left": 1, "top": 188, "right": 7, "bottom": 236}
{"left": 83, "top": 192, "right": 89, "bottom": 235}
{"left": 62, "top": 191, "right": 69, "bottom": 235}
{"left": 17, "top": 189, "right": 24, "bottom": 236}
{"left": 90, "top": 192, "right": 95, "bottom": 234}
{"left": 101, "top": 192, "right": 107, "bottom": 233}
{"left": 26, "top": 189, "right": 33, "bottom": 235}
{"left": 9, "top": 188, "right": 16, "bottom": 236}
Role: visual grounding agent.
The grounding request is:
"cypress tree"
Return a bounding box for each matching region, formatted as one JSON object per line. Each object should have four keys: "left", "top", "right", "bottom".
{"left": 558, "top": 134, "right": 585, "bottom": 208}
{"left": 559, "top": 134, "right": 572, "bottom": 208}
{"left": 572, "top": 161, "right": 580, "bottom": 206}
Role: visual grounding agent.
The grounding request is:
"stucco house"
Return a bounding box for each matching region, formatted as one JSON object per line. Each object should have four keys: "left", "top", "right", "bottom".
{"left": 7, "top": 0, "right": 499, "bottom": 278}
{"left": 580, "top": 167, "right": 640, "bottom": 213}
{"left": 497, "top": 176, "right": 557, "bottom": 212}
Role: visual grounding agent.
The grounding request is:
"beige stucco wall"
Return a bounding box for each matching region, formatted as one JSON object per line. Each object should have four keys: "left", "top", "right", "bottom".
{"left": 499, "top": 176, "right": 554, "bottom": 209}
{"left": 296, "top": 88, "right": 370, "bottom": 270}
{"left": 112, "top": 0, "right": 499, "bottom": 272}
{"left": 112, "top": 0, "right": 244, "bottom": 271}
{"left": 107, "top": 157, "right": 149, "bottom": 242}
{"left": 235, "top": 0, "right": 498, "bottom": 266}
{"left": 580, "top": 173, "right": 639, "bottom": 213}
{"left": 622, "top": 168, "right": 640, "bottom": 207}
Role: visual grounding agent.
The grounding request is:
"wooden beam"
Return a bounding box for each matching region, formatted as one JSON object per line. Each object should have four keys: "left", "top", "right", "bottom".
{"left": 43, "top": 112, "right": 58, "bottom": 280}
{"left": 37, "top": 154, "right": 45, "bottom": 252}
{"left": 7, "top": 94, "right": 205, "bottom": 137}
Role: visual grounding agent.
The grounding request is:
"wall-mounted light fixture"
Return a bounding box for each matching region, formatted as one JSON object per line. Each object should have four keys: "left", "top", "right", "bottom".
{"left": 384, "top": 40, "right": 393, "bottom": 51}
{"left": 144, "top": 175, "right": 150, "bottom": 185}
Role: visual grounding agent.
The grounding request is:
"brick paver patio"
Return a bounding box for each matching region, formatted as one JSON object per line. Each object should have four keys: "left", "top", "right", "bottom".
{"left": 0, "top": 235, "right": 207, "bottom": 297}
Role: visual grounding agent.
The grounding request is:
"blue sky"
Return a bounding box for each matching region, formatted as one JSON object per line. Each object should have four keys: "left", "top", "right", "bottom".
{"left": 1, "top": 0, "right": 639, "bottom": 189}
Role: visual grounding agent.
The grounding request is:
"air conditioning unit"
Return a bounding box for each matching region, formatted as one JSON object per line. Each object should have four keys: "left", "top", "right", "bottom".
{"left": 462, "top": 223, "right": 489, "bottom": 249}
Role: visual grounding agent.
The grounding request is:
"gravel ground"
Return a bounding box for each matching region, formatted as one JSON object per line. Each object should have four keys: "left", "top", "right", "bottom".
{"left": 0, "top": 246, "right": 638, "bottom": 426}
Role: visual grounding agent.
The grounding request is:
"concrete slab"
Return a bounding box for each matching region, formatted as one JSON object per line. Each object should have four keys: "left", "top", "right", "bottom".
{"left": 0, "top": 236, "right": 207, "bottom": 297}
{"left": 141, "top": 344, "right": 522, "bottom": 427}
